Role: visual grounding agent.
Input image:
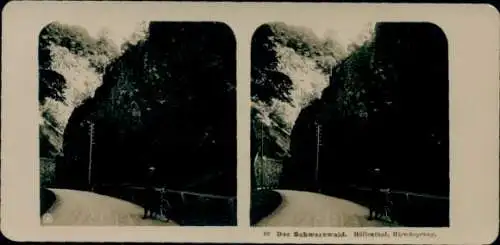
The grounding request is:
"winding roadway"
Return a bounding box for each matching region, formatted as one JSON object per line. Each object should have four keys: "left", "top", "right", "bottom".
{"left": 255, "top": 190, "right": 389, "bottom": 227}
{"left": 42, "top": 189, "right": 177, "bottom": 226}
{"left": 43, "top": 189, "right": 391, "bottom": 227}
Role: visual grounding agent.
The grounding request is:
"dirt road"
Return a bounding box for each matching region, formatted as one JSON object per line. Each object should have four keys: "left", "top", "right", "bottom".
{"left": 255, "top": 190, "right": 388, "bottom": 227}
{"left": 42, "top": 189, "right": 177, "bottom": 226}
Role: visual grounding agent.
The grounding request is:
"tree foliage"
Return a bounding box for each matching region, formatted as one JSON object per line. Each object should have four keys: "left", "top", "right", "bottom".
{"left": 284, "top": 22, "right": 449, "bottom": 196}
{"left": 59, "top": 22, "right": 237, "bottom": 195}
{"left": 251, "top": 23, "right": 345, "bottom": 106}
{"left": 268, "top": 22, "right": 345, "bottom": 67}
{"left": 38, "top": 21, "right": 120, "bottom": 104}
{"left": 39, "top": 22, "right": 119, "bottom": 70}
{"left": 39, "top": 22, "right": 122, "bottom": 161}
{"left": 39, "top": 69, "right": 66, "bottom": 104}
{"left": 251, "top": 24, "right": 293, "bottom": 105}
{"left": 250, "top": 22, "right": 345, "bottom": 189}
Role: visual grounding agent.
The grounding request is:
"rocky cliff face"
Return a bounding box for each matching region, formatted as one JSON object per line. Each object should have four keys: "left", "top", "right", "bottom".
{"left": 285, "top": 22, "right": 449, "bottom": 195}
{"left": 38, "top": 22, "right": 121, "bottom": 156}
{"left": 250, "top": 22, "right": 368, "bottom": 189}
{"left": 39, "top": 42, "right": 111, "bottom": 157}
{"left": 59, "top": 22, "right": 237, "bottom": 195}
{"left": 39, "top": 22, "right": 120, "bottom": 186}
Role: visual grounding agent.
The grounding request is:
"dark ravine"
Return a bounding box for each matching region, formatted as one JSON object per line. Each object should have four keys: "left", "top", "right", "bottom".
{"left": 57, "top": 22, "right": 237, "bottom": 196}
{"left": 284, "top": 22, "right": 449, "bottom": 196}
{"left": 250, "top": 22, "right": 345, "bottom": 190}
{"left": 280, "top": 22, "right": 449, "bottom": 226}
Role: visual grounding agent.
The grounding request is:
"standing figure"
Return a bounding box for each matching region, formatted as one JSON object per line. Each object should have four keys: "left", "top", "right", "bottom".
{"left": 368, "top": 168, "right": 383, "bottom": 220}
{"left": 143, "top": 165, "right": 157, "bottom": 219}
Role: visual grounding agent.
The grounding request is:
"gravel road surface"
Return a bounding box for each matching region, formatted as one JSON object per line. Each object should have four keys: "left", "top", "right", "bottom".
{"left": 42, "top": 188, "right": 177, "bottom": 226}
{"left": 255, "top": 190, "right": 388, "bottom": 227}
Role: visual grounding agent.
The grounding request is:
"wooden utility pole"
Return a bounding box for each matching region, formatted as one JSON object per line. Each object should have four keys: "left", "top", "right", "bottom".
{"left": 315, "top": 121, "right": 322, "bottom": 193}
{"left": 88, "top": 121, "right": 95, "bottom": 191}
{"left": 260, "top": 121, "right": 264, "bottom": 188}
